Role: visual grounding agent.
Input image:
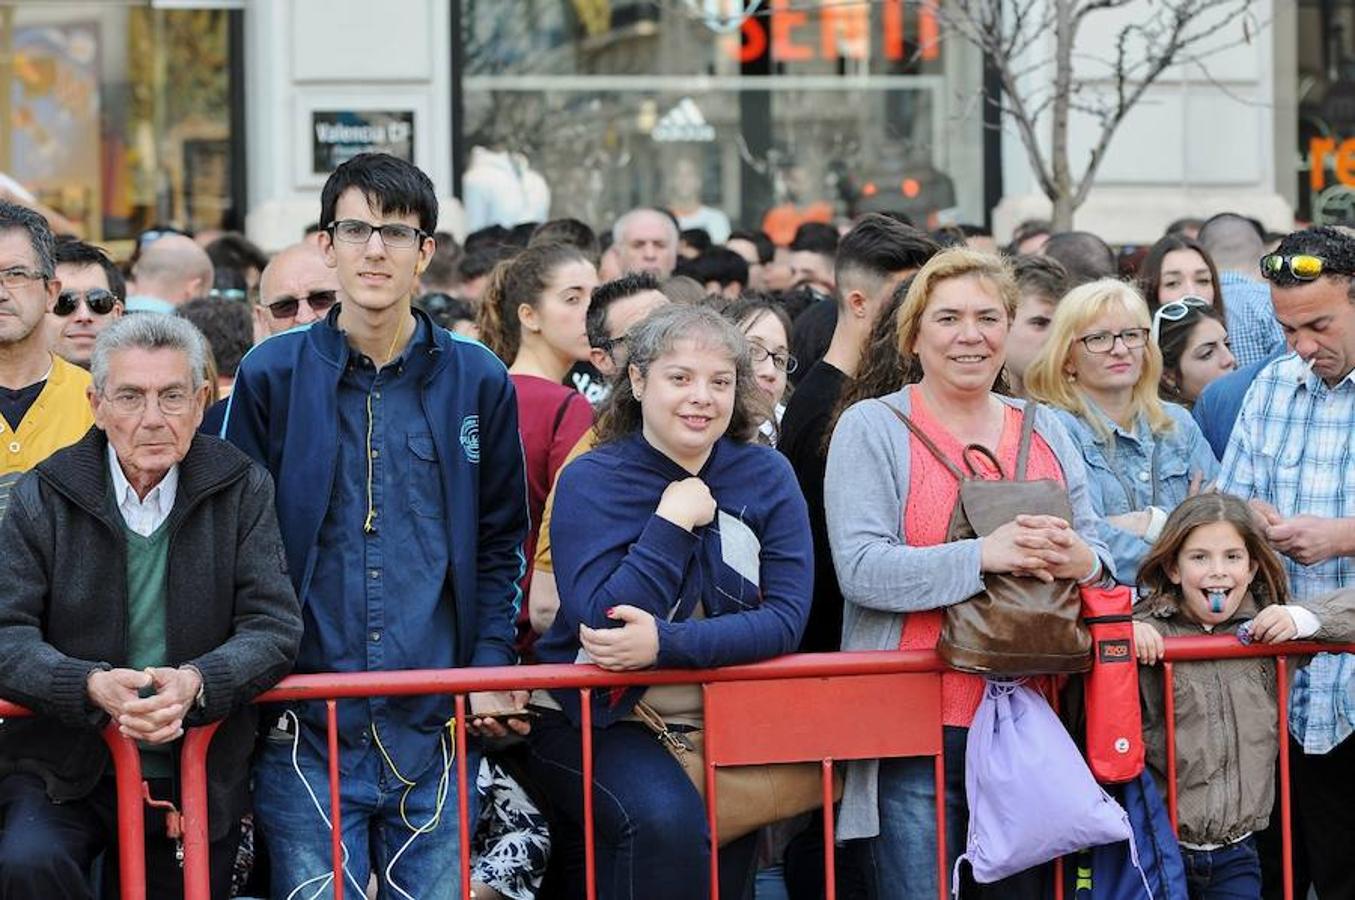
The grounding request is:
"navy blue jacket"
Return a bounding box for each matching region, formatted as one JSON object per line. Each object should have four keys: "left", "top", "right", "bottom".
{"left": 222, "top": 306, "right": 529, "bottom": 669}
{"left": 536, "top": 432, "right": 813, "bottom": 726}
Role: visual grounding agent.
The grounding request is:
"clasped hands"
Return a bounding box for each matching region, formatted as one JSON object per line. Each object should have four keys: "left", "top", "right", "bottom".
{"left": 980, "top": 514, "right": 1097, "bottom": 583}
{"left": 1249, "top": 499, "right": 1348, "bottom": 567}
{"left": 87, "top": 666, "right": 201, "bottom": 744}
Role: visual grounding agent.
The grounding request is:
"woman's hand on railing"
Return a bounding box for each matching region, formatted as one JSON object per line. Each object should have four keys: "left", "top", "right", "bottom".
{"left": 580, "top": 605, "right": 659, "bottom": 671}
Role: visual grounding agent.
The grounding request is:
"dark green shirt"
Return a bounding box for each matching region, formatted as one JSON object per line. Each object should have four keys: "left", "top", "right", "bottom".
{"left": 124, "top": 520, "right": 171, "bottom": 777}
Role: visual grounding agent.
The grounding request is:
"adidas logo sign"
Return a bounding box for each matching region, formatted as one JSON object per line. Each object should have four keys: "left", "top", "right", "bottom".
{"left": 652, "top": 98, "right": 716, "bottom": 143}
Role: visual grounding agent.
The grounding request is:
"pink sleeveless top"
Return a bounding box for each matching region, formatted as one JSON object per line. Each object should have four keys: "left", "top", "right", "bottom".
{"left": 900, "top": 387, "right": 1066, "bottom": 727}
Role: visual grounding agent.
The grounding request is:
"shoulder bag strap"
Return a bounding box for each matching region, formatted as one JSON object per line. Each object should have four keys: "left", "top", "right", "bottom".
{"left": 1013, "top": 401, "right": 1040, "bottom": 481}
{"left": 878, "top": 401, "right": 967, "bottom": 481}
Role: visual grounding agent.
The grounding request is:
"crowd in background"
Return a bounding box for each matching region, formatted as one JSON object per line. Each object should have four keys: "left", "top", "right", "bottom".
{"left": 1, "top": 150, "right": 1354, "bottom": 900}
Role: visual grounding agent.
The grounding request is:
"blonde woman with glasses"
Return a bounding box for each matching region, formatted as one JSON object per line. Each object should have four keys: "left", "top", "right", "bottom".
{"left": 1025, "top": 279, "right": 1218, "bottom": 590}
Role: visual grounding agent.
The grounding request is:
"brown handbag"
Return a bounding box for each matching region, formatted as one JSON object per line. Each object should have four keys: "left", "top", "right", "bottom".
{"left": 633, "top": 702, "right": 844, "bottom": 845}
{"left": 883, "top": 401, "right": 1092, "bottom": 675}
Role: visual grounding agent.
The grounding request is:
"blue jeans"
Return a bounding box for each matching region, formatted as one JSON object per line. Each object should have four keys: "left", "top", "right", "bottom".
{"left": 253, "top": 720, "right": 472, "bottom": 900}
{"left": 865, "top": 726, "right": 1049, "bottom": 900}
{"left": 1182, "top": 836, "right": 1261, "bottom": 900}
{"left": 526, "top": 710, "right": 756, "bottom": 900}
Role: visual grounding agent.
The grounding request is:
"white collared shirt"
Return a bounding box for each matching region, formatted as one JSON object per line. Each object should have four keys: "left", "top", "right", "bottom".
{"left": 107, "top": 444, "right": 178, "bottom": 537}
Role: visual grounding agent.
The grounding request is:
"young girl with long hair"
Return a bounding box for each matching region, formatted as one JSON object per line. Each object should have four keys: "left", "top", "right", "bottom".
{"left": 1133, "top": 493, "right": 1355, "bottom": 900}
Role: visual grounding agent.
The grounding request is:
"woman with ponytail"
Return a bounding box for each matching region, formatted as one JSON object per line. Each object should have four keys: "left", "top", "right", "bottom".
{"left": 476, "top": 241, "right": 599, "bottom": 658}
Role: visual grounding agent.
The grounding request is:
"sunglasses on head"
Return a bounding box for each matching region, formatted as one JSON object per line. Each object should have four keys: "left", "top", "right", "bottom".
{"left": 1150, "top": 295, "right": 1210, "bottom": 343}
{"left": 265, "top": 289, "right": 338, "bottom": 319}
{"left": 55, "top": 288, "right": 119, "bottom": 317}
{"left": 1259, "top": 253, "right": 1350, "bottom": 282}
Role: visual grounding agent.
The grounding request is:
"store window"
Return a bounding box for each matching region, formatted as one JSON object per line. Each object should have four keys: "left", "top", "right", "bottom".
{"left": 0, "top": 3, "right": 243, "bottom": 244}
{"left": 457, "top": 0, "right": 988, "bottom": 238}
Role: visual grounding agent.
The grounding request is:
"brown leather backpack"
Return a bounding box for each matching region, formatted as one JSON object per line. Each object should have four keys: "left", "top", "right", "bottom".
{"left": 884, "top": 401, "right": 1092, "bottom": 675}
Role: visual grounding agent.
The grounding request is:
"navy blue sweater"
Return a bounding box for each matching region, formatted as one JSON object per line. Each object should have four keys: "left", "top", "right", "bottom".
{"left": 536, "top": 431, "right": 812, "bottom": 726}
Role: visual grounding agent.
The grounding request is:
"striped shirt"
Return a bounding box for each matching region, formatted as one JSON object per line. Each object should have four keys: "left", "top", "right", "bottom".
{"left": 1219, "top": 351, "right": 1355, "bottom": 754}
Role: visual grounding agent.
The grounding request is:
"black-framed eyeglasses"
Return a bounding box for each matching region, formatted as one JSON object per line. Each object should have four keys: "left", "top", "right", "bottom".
{"left": 749, "top": 342, "right": 798, "bottom": 374}
{"left": 1077, "top": 327, "right": 1149, "bottom": 354}
{"left": 327, "top": 219, "right": 427, "bottom": 249}
{"left": 595, "top": 334, "right": 628, "bottom": 357}
{"left": 265, "top": 289, "right": 339, "bottom": 320}
{"left": 55, "top": 288, "right": 119, "bottom": 316}
{"left": 1150, "top": 296, "right": 1209, "bottom": 343}
{"left": 0, "top": 267, "right": 45, "bottom": 291}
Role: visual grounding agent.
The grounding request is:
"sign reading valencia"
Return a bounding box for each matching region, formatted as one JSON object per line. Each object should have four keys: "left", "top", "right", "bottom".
{"left": 312, "top": 110, "right": 415, "bottom": 174}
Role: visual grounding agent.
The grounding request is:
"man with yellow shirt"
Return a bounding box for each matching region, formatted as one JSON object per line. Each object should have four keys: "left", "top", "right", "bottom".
{"left": 0, "top": 202, "right": 93, "bottom": 519}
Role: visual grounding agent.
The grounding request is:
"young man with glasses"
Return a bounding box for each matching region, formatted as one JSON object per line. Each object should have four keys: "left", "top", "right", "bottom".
{"left": 1219, "top": 225, "right": 1355, "bottom": 899}
{"left": 47, "top": 236, "right": 125, "bottom": 369}
{"left": 251, "top": 240, "right": 339, "bottom": 340}
{"left": 224, "top": 153, "right": 530, "bottom": 900}
{"left": 0, "top": 201, "right": 93, "bottom": 521}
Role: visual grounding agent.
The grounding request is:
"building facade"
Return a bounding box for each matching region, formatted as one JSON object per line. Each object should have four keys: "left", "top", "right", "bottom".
{"left": 0, "top": 1, "right": 1329, "bottom": 250}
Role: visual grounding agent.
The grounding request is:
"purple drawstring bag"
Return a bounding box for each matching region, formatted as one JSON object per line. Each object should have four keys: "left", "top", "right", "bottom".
{"left": 957, "top": 679, "right": 1140, "bottom": 891}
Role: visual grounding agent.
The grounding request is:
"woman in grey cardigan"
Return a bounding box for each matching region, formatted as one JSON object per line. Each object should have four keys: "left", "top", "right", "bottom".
{"left": 824, "top": 249, "right": 1112, "bottom": 899}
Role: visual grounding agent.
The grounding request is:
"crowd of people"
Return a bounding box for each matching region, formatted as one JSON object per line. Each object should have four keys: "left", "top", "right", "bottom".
{"left": 0, "top": 150, "right": 1354, "bottom": 900}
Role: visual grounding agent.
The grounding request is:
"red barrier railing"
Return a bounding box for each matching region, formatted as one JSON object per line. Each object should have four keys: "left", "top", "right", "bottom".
{"left": 0, "top": 702, "right": 150, "bottom": 900}
{"left": 10, "top": 638, "right": 1348, "bottom": 899}
{"left": 1156, "top": 637, "right": 1355, "bottom": 900}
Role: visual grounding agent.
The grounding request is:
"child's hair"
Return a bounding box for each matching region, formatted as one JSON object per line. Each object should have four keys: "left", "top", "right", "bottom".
{"left": 475, "top": 241, "right": 590, "bottom": 363}
{"left": 1138, "top": 493, "right": 1290, "bottom": 608}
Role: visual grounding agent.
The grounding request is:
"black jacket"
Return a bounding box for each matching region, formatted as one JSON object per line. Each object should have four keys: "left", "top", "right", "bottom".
{"left": 0, "top": 428, "right": 302, "bottom": 838}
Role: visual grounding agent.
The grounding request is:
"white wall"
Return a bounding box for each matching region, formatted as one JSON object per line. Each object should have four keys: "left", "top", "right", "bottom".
{"left": 994, "top": 0, "right": 1294, "bottom": 243}
{"left": 243, "top": 0, "right": 463, "bottom": 251}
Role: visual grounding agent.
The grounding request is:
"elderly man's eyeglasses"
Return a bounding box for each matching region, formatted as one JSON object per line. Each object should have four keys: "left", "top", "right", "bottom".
{"left": 55, "top": 289, "right": 119, "bottom": 316}
{"left": 327, "top": 219, "right": 426, "bottom": 249}
{"left": 749, "top": 342, "right": 798, "bottom": 374}
{"left": 265, "top": 289, "right": 339, "bottom": 319}
{"left": 0, "top": 267, "right": 45, "bottom": 290}
{"left": 1077, "top": 328, "right": 1149, "bottom": 355}
{"left": 1149, "top": 296, "right": 1209, "bottom": 343}
{"left": 103, "top": 388, "right": 195, "bottom": 417}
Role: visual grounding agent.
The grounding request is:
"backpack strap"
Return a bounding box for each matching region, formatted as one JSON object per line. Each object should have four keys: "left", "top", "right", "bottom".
{"left": 878, "top": 401, "right": 967, "bottom": 481}
{"left": 1013, "top": 401, "right": 1040, "bottom": 481}
{"left": 551, "top": 391, "right": 579, "bottom": 439}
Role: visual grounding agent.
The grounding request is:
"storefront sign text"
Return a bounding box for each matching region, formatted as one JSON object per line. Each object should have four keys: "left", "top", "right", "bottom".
{"left": 312, "top": 110, "right": 415, "bottom": 174}
{"left": 726, "top": 0, "right": 938, "bottom": 65}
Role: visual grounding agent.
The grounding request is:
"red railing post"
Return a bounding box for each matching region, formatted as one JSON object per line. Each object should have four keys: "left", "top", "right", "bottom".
{"left": 934, "top": 754, "right": 947, "bottom": 900}
{"left": 178, "top": 722, "right": 220, "bottom": 900}
{"left": 455, "top": 694, "right": 471, "bottom": 900}
{"left": 579, "top": 687, "right": 596, "bottom": 900}
{"left": 1276, "top": 658, "right": 1293, "bottom": 900}
{"left": 1162, "top": 662, "right": 1179, "bottom": 833}
{"left": 101, "top": 723, "right": 147, "bottom": 900}
{"left": 821, "top": 758, "right": 837, "bottom": 900}
{"left": 326, "top": 699, "right": 344, "bottom": 900}
{"left": 703, "top": 683, "right": 721, "bottom": 900}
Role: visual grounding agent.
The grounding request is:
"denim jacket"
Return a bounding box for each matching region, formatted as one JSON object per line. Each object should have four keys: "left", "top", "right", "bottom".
{"left": 1049, "top": 402, "right": 1217, "bottom": 588}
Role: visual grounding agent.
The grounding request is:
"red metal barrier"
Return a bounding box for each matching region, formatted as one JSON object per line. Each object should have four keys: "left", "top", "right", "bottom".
{"left": 0, "top": 702, "right": 149, "bottom": 900}
{"left": 140, "top": 638, "right": 1355, "bottom": 898}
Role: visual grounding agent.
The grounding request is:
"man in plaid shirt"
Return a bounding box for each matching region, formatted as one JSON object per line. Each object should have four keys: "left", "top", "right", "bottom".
{"left": 1219, "top": 225, "right": 1355, "bottom": 899}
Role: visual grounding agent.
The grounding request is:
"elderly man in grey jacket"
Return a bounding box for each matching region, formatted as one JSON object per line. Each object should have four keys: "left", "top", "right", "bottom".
{"left": 0, "top": 314, "right": 301, "bottom": 900}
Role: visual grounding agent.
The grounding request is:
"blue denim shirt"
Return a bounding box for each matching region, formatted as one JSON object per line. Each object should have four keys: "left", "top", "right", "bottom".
{"left": 1049, "top": 402, "right": 1218, "bottom": 587}
{"left": 297, "top": 316, "right": 457, "bottom": 778}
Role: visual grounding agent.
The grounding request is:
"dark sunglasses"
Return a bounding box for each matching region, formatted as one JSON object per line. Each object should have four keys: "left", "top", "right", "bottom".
{"left": 55, "top": 288, "right": 119, "bottom": 316}
{"left": 265, "top": 289, "right": 338, "bottom": 319}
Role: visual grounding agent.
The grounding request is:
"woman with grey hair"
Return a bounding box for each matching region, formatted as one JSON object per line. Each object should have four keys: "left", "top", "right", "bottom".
{"left": 527, "top": 304, "right": 813, "bottom": 900}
